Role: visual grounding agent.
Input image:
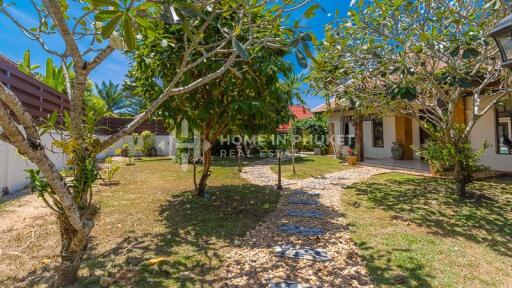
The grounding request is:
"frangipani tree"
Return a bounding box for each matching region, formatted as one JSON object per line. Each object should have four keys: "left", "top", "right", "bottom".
{"left": 128, "top": 30, "right": 295, "bottom": 195}
{"left": 0, "top": 0, "right": 316, "bottom": 285}
{"left": 309, "top": 0, "right": 512, "bottom": 197}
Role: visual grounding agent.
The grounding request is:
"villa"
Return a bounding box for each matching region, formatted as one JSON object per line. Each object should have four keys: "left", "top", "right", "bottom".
{"left": 313, "top": 96, "right": 512, "bottom": 172}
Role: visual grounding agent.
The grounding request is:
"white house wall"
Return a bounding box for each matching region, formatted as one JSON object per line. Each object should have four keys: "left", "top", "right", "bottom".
{"left": 468, "top": 108, "right": 512, "bottom": 172}
{"left": 362, "top": 116, "right": 396, "bottom": 159}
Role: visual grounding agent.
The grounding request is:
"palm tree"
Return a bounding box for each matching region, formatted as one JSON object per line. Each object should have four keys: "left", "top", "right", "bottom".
{"left": 94, "top": 81, "right": 128, "bottom": 116}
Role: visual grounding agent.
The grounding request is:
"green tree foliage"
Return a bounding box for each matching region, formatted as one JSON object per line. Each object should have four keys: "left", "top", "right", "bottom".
{"left": 94, "top": 80, "right": 128, "bottom": 115}
{"left": 294, "top": 115, "right": 328, "bottom": 150}
{"left": 0, "top": 0, "right": 318, "bottom": 284}
{"left": 127, "top": 7, "right": 297, "bottom": 196}
{"left": 308, "top": 0, "right": 512, "bottom": 197}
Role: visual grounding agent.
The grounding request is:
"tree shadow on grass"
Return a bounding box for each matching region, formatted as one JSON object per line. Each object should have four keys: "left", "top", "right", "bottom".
{"left": 78, "top": 183, "right": 280, "bottom": 288}
{"left": 355, "top": 241, "right": 433, "bottom": 288}
{"left": 349, "top": 174, "right": 512, "bottom": 258}
{"left": 210, "top": 156, "right": 268, "bottom": 168}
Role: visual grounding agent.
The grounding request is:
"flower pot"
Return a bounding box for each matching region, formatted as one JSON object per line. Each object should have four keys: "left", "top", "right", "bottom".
{"left": 391, "top": 142, "right": 403, "bottom": 160}
{"left": 347, "top": 155, "right": 358, "bottom": 166}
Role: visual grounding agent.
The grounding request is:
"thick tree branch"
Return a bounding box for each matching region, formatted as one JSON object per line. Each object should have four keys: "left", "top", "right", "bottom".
{"left": 86, "top": 45, "right": 115, "bottom": 72}
{"left": 0, "top": 83, "right": 40, "bottom": 143}
{"left": 99, "top": 52, "right": 238, "bottom": 151}
{"left": 43, "top": 0, "right": 83, "bottom": 65}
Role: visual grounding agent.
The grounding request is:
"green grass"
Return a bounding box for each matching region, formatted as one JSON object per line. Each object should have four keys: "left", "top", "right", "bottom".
{"left": 342, "top": 173, "right": 512, "bottom": 288}
{"left": 70, "top": 157, "right": 280, "bottom": 287}
{"left": 79, "top": 154, "right": 344, "bottom": 287}
{"left": 270, "top": 155, "right": 352, "bottom": 179}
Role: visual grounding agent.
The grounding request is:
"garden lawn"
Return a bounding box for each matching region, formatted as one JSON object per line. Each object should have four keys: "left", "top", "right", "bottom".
{"left": 270, "top": 155, "right": 352, "bottom": 180}
{"left": 0, "top": 157, "right": 280, "bottom": 287}
{"left": 342, "top": 173, "right": 512, "bottom": 288}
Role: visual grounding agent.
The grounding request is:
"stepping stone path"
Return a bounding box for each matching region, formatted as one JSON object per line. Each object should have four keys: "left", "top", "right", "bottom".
{"left": 274, "top": 245, "right": 331, "bottom": 262}
{"left": 287, "top": 209, "right": 324, "bottom": 218}
{"left": 215, "top": 158, "right": 391, "bottom": 287}
{"left": 287, "top": 198, "right": 320, "bottom": 206}
{"left": 279, "top": 190, "right": 328, "bottom": 286}
{"left": 270, "top": 281, "right": 314, "bottom": 288}
{"left": 291, "top": 191, "right": 321, "bottom": 198}
{"left": 279, "top": 224, "right": 324, "bottom": 236}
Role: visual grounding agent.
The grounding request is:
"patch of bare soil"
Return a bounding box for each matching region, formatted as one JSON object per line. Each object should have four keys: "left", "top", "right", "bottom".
{"left": 0, "top": 190, "right": 59, "bottom": 287}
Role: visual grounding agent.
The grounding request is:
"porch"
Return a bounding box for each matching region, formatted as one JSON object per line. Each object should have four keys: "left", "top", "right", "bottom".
{"left": 360, "top": 158, "right": 430, "bottom": 174}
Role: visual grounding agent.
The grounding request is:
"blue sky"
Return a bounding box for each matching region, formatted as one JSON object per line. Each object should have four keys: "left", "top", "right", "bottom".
{"left": 0, "top": 1, "right": 348, "bottom": 109}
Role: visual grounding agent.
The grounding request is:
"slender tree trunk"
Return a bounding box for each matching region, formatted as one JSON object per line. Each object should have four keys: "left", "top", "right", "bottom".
{"left": 54, "top": 213, "right": 93, "bottom": 287}
{"left": 193, "top": 159, "right": 198, "bottom": 190}
{"left": 354, "top": 117, "right": 364, "bottom": 162}
{"left": 290, "top": 121, "right": 296, "bottom": 174}
{"left": 197, "top": 148, "right": 212, "bottom": 198}
{"left": 453, "top": 159, "right": 469, "bottom": 197}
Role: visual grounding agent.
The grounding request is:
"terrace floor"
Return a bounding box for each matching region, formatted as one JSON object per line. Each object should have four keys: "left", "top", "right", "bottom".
{"left": 361, "top": 158, "right": 430, "bottom": 173}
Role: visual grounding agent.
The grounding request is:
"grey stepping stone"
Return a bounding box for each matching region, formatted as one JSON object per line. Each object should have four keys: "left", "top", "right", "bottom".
{"left": 279, "top": 224, "right": 323, "bottom": 236}
{"left": 274, "top": 245, "right": 331, "bottom": 262}
{"left": 287, "top": 209, "right": 324, "bottom": 219}
{"left": 288, "top": 198, "right": 320, "bottom": 206}
{"left": 291, "top": 191, "right": 320, "bottom": 198}
{"left": 270, "top": 281, "right": 313, "bottom": 288}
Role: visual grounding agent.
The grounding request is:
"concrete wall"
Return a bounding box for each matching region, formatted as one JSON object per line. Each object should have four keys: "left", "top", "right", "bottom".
{"left": 1, "top": 134, "right": 177, "bottom": 193}
{"left": 0, "top": 132, "right": 68, "bottom": 193}
{"left": 362, "top": 116, "right": 396, "bottom": 159}
{"left": 96, "top": 135, "right": 176, "bottom": 159}
{"left": 468, "top": 108, "right": 512, "bottom": 172}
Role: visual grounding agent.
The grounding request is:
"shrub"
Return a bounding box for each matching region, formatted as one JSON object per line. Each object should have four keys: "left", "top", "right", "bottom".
{"left": 104, "top": 157, "right": 120, "bottom": 182}
{"left": 140, "top": 131, "right": 155, "bottom": 156}
{"left": 414, "top": 125, "right": 488, "bottom": 179}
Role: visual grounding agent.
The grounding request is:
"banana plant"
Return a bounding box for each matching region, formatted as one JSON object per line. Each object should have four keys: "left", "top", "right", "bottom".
{"left": 17, "top": 49, "right": 40, "bottom": 75}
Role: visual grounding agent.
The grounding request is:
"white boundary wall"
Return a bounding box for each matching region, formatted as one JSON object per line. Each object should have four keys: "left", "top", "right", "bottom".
{"left": 0, "top": 134, "right": 176, "bottom": 193}
{"left": 96, "top": 135, "right": 176, "bottom": 159}
{"left": 0, "top": 132, "right": 67, "bottom": 193}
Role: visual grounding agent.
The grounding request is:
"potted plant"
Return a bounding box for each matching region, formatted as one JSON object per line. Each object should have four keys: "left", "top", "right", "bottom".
{"left": 391, "top": 142, "right": 404, "bottom": 160}
{"left": 346, "top": 147, "right": 358, "bottom": 166}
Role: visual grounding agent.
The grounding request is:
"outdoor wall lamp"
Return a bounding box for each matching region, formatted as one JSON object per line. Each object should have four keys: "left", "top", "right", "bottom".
{"left": 491, "top": 13, "right": 512, "bottom": 69}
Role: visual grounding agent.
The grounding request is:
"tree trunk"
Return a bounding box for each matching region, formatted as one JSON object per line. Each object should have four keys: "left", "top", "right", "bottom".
{"left": 54, "top": 214, "right": 91, "bottom": 287}
{"left": 453, "top": 160, "right": 469, "bottom": 197}
{"left": 354, "top": 117, "right": 364, "bottom": 162}
{"left": 197, "top": 148, "right": 212, "bottom": 198}
{"left": 193, "top": 159, "right": 198, "bottom": 191}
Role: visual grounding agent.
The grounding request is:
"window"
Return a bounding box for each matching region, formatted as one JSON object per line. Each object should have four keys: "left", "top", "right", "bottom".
{"left": 496, "top": 96, "right": 512, "bottom": 155}
{"left": 373, "top": 118, "right": 384, "bottom": 147}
